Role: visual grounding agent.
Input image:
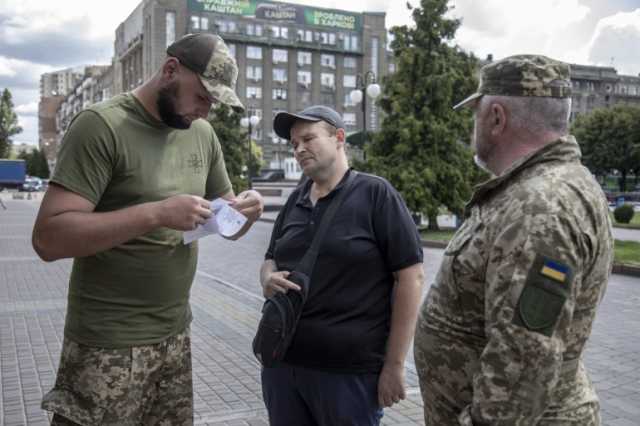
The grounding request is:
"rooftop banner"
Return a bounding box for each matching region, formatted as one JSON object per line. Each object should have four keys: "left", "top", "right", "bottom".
{"left": 188, "top": 0, "right": 362, "bottom": 31}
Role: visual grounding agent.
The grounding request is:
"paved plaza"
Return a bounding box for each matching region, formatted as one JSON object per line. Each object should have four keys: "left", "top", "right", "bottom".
{"left": 1, "top": 198, "right": 639, "bottom": 425}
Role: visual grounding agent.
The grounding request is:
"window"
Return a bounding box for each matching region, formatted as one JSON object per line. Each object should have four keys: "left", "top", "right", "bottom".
{"left": 344, "top": 93, "right": 355, "bottom": 107}
{"left": 343, "top": 75, "right": 356, "bottom": 88}
{"left": 273, "top": 68, "right": 287, "bottom": 83}
{"left": 247, "top": 46, "right": 262, "bottom": 60}
{"left": 247, "top": 86, "right": 262, "bottom": 99}
{"left": 299, "top": 91, "right": 312, "bottom": 105}
{"left": 344, "top": 57, "right": 357, "bottom": 68}
{"left": 247, "top": 23, "right": 263, "bottom": 36}
{"left": 321, "top": 54, "right": 335, "bottom": 69}
{"left": 227, "top": 44, "right": 236, "bottom": 58}
{"left": 388, "top": 62, "right": 396, "bottom": 73}
{"left": 247, "top": 108, "right": 263, "bottom": 120}
{"left": 350, "top": 35, "right": 359, "bottom": 51}
{"left": 201, "top": 17, "right": 209, "bottom": 31}
{"left": 343, "top": 113, "right": 356, "bottom": 126}
{"left": 273, "top": 88, "right": 288, "bottom": 100}
{"left": 190, "top": 16, "right": 200, "bottom": 30}
{"left": 320, "top": 92, "right": 335, "bottom": 106}
{"left": 271, "top": 26, "right": 288, "bottom": 39}
{"left": 165, "top": 11, "right": 176, "bottom": 47}
{"left": 297, "top": 71, "right": 312, "bottom": 87}
{"left": 297, "top": 29, "right": 313, "bottom": 42}
{"left": 273, "top": 49, "right": 288, "bottom": 63}
{"left": 321, "top": 73, "right": 335, "bottom": 89}
{"left": 298, "top": 51, "right": 312, "bottom": 66}
{"left": 217, "top": 20, "right": 237, "bottom": 33}
{"left": 329, "top": 33, "right": 336, "bottom": 45}
{"left": 247, "top": 65, "right": 262, "bottom": 81}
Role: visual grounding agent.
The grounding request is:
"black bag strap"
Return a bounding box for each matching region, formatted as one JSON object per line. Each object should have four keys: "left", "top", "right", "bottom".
{"left": 296, "top": 170, "right": 358, "bottom": 276}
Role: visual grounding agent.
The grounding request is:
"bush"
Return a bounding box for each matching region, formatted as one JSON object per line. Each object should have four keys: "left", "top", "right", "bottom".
{"left": 613, "top": 204, "right": 635, "bottom": 224}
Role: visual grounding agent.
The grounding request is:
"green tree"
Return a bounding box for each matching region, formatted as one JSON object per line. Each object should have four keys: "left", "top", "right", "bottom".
{"left": 572, "top": 105, "right": 640, "bottom": 192}
{"left": 17, "top": 148, "right": 51, "bottom": 179}
{"left": 208, "top": 104, "right": 262, "bottom": 193}
{"left": 0, "top": 88, "right": 23, "bottom": 158}
{"left": 364, "top": 0, "right": 481, "bottom": 230}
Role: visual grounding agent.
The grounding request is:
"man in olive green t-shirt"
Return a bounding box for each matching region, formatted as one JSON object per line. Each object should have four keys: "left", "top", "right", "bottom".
{"left": 32, "top": 34, "right": 263, "bottom": 426}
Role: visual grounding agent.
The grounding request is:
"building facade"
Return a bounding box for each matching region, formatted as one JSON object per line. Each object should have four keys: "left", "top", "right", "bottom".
{"left": 112, "top": 0, "right": 389, "bottom": 168}
{"left": 39, "top": 68, "right": 84, "bottom": 98}
{"left": 569, "top": 63, "right": 640, "bottom": 121}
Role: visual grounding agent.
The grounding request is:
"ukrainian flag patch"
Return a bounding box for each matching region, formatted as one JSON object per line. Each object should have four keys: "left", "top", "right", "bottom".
{"left": 540, "top": 259, "right": 570, "bottom": 283}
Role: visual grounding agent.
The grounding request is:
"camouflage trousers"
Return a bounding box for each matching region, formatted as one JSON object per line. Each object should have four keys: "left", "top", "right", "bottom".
{"left": 41, "top": 328, "right": 193, "bottom": 426}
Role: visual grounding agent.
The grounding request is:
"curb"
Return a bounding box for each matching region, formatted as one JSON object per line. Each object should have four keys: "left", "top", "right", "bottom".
{"left": 420, "top": 239, "right": 449, "bottom": 249}
{"left": 612, "top": 263, "right": 640, "bottom": 278}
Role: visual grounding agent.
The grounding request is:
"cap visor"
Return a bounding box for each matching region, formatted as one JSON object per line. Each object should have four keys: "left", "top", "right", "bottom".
{"left": 273, "top": 112, "right": 322, "bottom": 140}
{"left": 201, "top": 78, "right": 245, "bottom": 112}
{"left": 452, "top": 92, "right": 483, "bottom": 110}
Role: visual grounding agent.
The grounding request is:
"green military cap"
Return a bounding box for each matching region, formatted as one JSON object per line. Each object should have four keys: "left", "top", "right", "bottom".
{"left": 167, "top": 33, "right": 245, "bottom": 112}
{"left": 453, "top": 54, "right": 571, "bottom": 110}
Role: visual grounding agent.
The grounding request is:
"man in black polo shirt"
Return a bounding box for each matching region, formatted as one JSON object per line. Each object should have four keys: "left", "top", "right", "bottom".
{"left": 259, "top": 105, "right": 425, "bottom": 425}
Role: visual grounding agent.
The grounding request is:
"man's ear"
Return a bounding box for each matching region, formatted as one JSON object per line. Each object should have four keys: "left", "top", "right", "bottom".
{"left": 490, "top": 102, "right": 507, "bottom": 136}
{"left": 336, "top": 128, "right": 346, "bottom": 146}
{"left": 161, "top": 57, "right": 180, "bottom": 83}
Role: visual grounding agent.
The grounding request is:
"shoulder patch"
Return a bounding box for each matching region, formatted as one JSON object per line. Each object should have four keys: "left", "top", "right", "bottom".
{"left": 512, "top": 254, "right": 574, "bottom": 337}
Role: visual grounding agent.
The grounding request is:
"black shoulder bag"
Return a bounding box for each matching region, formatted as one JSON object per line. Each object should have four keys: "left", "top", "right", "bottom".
{"left": 252, "top": 171, "right": 357, "bottom": 367}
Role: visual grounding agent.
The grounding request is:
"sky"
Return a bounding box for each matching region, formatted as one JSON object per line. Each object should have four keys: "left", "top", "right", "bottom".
{"left": 1, "top": 0, "right": 639, "bottom": 146}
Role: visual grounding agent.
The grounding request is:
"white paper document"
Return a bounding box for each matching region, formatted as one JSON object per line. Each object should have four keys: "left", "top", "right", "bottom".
{"left": 183, "top": 198, "right": 247, "bottom": 244}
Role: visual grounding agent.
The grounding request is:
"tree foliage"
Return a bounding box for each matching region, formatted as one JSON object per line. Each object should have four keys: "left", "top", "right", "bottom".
{"left": 571, "top": 105, "right": 640, "bottom": 192}
{"left": 208, "top": 104, "right": 262, "bottom": 193}
{"left": 363, "top": 0, "right": 482, "bottom": 229}
{"left": 0, "top": 88, "right": 23, "bottom": 159}
{"left": 17, "top": 148, "right": 50, "bottom": 179}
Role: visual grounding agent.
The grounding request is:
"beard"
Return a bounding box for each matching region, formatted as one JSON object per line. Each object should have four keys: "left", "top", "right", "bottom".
{"left": 156, "top": 82, "right": 191, "bottom": 129}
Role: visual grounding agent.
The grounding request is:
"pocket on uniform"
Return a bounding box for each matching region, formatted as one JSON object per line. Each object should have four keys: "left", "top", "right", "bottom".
{"left": 42, "top": 339, "right": 132, "bottom": 424}
{"left": 42, "top": 388, "right": 106, "bottom": 425}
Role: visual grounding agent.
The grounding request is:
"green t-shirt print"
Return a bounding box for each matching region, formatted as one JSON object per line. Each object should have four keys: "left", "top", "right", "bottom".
{"left": 52, "top": 93, "right": 232, "bottom": 347}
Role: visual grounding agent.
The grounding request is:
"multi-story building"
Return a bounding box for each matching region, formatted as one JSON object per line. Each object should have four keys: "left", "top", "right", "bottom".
{"left": 569, "top": 64, "right": 640, "bottom": 121}
{"left": 40, "top": 68, "right": 84, "bottom": 98}
{"left": 112, "top": 0, "right": 389, "bottom": 168}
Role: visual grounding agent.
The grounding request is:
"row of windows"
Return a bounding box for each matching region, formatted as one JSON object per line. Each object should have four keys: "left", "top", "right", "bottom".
{"left": 245, "top": 67, "right": 357, "bottom": 87}
{"left": 190, "top": 16, "right": 361, "bottom": 52}
{"left": 243, "top": 47, "right": 357, "bottom": 70}
{"left": 246, "top": 85, "right": 361, "bottom": 102}
{"left": 572, "top": 80, "right": 640, "bottom": 96}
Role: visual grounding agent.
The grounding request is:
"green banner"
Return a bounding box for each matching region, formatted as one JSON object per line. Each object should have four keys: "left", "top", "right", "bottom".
{"left": 188, "top": 0, "right": 361, "bottom": 31}
{"left": 304, "top": 9, "right": 359, "bottom": 31}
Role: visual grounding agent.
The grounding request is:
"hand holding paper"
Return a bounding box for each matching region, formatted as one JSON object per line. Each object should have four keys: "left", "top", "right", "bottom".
{"left": 183, "top": 199, "right": 247, "bottom": 244}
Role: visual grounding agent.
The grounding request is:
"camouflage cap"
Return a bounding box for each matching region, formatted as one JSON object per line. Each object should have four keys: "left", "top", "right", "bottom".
{"left": 453, "top": 54, "right": 571, "bottom": 110}
{"left": 167, "top": 33, "right": 244, "bottom": 112}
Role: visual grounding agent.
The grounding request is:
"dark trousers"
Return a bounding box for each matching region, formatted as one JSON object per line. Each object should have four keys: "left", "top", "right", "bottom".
{"left": 261, "top": 363, "right": 383, "bottom": 426}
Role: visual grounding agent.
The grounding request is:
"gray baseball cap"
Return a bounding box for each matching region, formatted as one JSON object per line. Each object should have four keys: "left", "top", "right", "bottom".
{"left": 273, "top": 105, "right": 345, "bottom": 140}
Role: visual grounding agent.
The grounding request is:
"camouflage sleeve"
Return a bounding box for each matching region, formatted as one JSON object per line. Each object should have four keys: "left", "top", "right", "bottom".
{"left": 460, "top": 212, "right": 586, "bottom": 425}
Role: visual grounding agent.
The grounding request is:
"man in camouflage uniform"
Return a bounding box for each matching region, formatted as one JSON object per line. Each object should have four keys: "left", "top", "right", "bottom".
{"left": 32, "top": 33, "right": 263, "bottom": 425}
{"left": 414, "top": 55, "right": 614, "bottom": 425}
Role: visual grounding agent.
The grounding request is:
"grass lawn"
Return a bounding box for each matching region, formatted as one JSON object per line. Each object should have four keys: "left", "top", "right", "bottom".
{"left": 420, "top": 229, "right": 456, "bottom": 242}
{"left": 614, "top": 240, "right": 640, "bottom": 266}
{"left": 421, "top": 229, "right": 640, "bottom": 267}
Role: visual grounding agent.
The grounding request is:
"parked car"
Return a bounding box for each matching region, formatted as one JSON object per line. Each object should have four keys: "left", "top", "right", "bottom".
{"left": 21, "top": 177, "right": 43, "bottom": 192}
{"left": 251, "top": 169, "right": 285, "bottom": 182}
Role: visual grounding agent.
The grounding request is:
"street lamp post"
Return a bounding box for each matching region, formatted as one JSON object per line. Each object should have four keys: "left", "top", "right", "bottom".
{"left": 240, "top": 114, "right": 260, "bottom": 189}
{"left": 349, "top": 71, "right": 381, "bottom": 152}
